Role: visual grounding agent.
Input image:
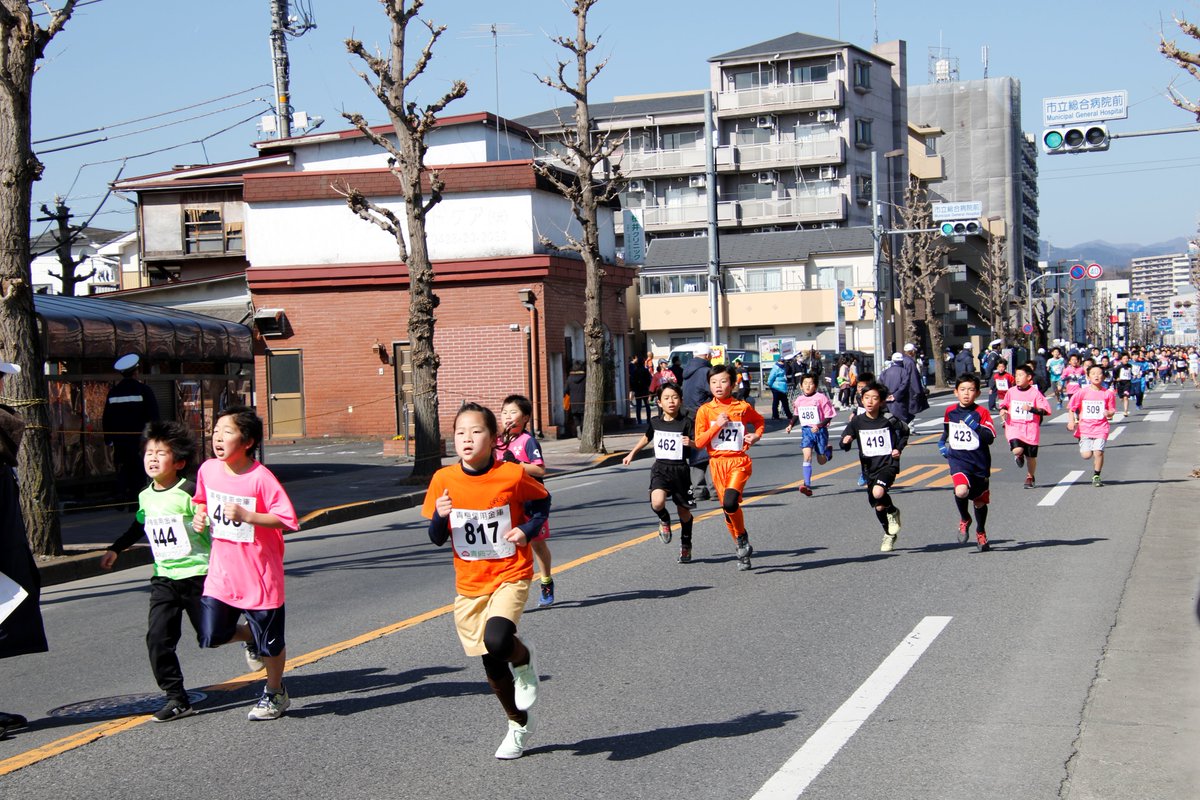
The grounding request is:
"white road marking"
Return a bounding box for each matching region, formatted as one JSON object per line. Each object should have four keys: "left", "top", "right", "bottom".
{"left": 1111, "top": 412, "right": 1126, "bottom": 424}
{"left": 555, "top": 480, "right": 601, "bottom": 492}
{"left": 1047, "top": 413, "right": 1070, "bottom": 424}
{"left": 1142, "top": 410, "right": 1174, "bottom": 423}
{"left": 1038, "top": 470, "right": 1085, "bottom": 507}
{"left": 750, "top": 616, "right": 953, "bottom": 800}
{"left": 1107, "top": 426, "right": 1126, "bottom": 441}
{"left": 1162, "top": 392, "right": 1180, "bottom": 399}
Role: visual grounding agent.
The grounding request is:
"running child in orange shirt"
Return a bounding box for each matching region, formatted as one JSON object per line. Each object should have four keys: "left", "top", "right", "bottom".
{"left": 692, "top": 363, "right": 765, "bottom": 571}
{"left": 421, "top": 402, "right": 551, "bottom": 760}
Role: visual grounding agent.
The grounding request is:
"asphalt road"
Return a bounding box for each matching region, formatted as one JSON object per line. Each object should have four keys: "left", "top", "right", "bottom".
{"left": 1, "top": 387, "right": 1194, "bottom": 799}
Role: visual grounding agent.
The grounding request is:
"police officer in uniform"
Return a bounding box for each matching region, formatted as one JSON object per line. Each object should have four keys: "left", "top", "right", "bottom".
{"left": 102, "top": 354, "right": 160, "bottom": 505}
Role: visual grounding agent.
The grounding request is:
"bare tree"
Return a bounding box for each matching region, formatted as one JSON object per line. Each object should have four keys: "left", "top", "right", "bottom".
{"left": 1034, "top": 298, "right": 1054, "bottom": 351}
{"left": 893, "top": 178, "right": 951, "bottom": 387}
{"left": 1, "top": 1, "right": 77, "bottom": 556}
{"left": 1160, "top": 15, "right": 1200, "bottom": 120}
{"left": 974, "top": 232, "right": 1014, "bottom": 344}
{"left": 532, "top": 0, "right": 621, "bottom": 454}
{"left": 1060, "top": 288, "right": 1079, "bottom": 345}
{"left": 39, "top": 197, "right": 95, "bottom": 296}
{"left": 340, "top": 0, "right": 466, "bottom": 479}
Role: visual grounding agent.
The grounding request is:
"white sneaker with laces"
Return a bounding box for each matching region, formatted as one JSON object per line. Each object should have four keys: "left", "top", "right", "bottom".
{"left": 512, "top": 643, "right": 538, "bottom": 711}
{"left": 494, "top": 714, "right": 534, "bottom": 760}
{"left": 243, "top": 642, "right": 265, "bottom": 672}
{"left": 247, "top": 686, "right": 290, "bottom": 721}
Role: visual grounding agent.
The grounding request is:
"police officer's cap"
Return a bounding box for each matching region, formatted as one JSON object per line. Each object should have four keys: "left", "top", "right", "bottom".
{"left": 114, "top": 353, "right": 140, "bottom": 372}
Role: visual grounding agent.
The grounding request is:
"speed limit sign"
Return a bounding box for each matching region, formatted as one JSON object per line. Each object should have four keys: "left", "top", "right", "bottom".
{"left": 1086, "top": 263, "right": 1103, "bottom": 279}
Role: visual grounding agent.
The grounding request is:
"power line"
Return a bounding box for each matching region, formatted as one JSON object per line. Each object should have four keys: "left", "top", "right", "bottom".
{"left": 34, "top": 84, "right": 271, "bottom": 145}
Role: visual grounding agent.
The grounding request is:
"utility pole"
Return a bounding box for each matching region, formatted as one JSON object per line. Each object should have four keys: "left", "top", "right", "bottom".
{"left": 704, "top": 91, "right": 720, "bottom": 344}
{"left": 34, "top": 197, "right": 94, "bottom": 297}
{"left": 269, "top": 0, "right": 293, "bottom": 139}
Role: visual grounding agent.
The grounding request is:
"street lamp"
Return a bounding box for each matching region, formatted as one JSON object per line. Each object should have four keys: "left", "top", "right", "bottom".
{"left": 1026, "top": 270, "right": 1072, "bottom": 351}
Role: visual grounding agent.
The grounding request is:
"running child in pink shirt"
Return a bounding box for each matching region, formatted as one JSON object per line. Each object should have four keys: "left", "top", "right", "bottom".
{"left": 1066, "top": 365, "right": 1116, "bottom": 487}
{"left": 191, "top": 405, "right": 298, "bottom": 720}
{"left": 495, "top": 395, "right": 556, "bottom": 607}
{"left": 784, "top": 373, "right": 836, "bottom": 496}
{"left": 998, "top": 363, "right": 1053, "bottom": 489}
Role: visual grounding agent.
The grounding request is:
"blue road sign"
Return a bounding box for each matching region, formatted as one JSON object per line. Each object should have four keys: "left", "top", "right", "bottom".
{"left": 1157, "top": 318, "right": 1173, "bottom": 331}
{"left": 1127, "top": 299, "right": 1145, "bottom": 313}
{"left": 840, "top": 287, "right": 856, "bottom": 302}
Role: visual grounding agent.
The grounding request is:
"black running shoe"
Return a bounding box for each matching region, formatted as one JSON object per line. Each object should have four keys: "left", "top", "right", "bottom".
{"left": 152, "top": 698, "right": 196, "bottom": 723}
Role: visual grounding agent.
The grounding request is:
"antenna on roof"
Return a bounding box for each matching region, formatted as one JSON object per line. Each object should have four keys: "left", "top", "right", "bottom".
{"left": 981, "top": 45, "right": 989, "bottom": 78}
{"left": 873, "top": 0, "right": 878, "bottom": 44}
{"left": 461, "top": 23, "right": 532, "bottom": 161}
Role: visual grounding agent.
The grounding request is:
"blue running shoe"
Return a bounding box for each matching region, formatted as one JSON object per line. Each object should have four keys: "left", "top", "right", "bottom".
{"left": 538, "top": 579, "right": 555, "bottom": 607}
{"left": 857, "top": 473, "right": 867, "bottom": 487}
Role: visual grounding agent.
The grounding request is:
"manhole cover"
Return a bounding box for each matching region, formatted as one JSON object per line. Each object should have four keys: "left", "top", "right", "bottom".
{"left": 48, "top": 690, "right": 208, "bottom": 719}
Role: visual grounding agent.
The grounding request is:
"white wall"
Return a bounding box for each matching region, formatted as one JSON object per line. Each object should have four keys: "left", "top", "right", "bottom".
{"left": 291, "top": 125, "right": 534, "bottom": 171}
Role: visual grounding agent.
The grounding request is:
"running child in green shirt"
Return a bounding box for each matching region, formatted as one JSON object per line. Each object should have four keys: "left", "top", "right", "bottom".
{"left": 100, "top": 421, "right": 209, "bottom": 722}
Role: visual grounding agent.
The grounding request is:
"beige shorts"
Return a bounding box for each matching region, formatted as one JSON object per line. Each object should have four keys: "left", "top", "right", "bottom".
{"left": 453, "top": 580, "right": 530, "bottom": 656}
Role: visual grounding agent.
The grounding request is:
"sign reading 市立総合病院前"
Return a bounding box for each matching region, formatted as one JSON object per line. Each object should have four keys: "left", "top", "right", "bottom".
{"left": 1043, "top": 90, "right": 1128, "bottom": 126}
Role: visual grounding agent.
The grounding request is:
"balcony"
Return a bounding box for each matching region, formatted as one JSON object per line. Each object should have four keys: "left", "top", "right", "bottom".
{"left": 731, "top": 138, "right": 843, "bottom": 170}
{"left": 622, "top": 145, "right": 734, "bottom": 176}
{"left": 617, "top": 193, "right": 845, "bottom": 233}
{"left": 716, "top": 80, "right": 843, "bottom": 114}
{"left": 640, "top": 286, "right": 865, "bottom": 330}
{"left": 738, "top": 193, "right": 845, "bottom": 226}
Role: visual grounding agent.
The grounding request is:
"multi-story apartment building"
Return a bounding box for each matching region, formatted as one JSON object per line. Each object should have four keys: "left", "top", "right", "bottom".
{"left": 517, "top": 32, "right": 907, "bottom": 360}
{"left": 1130, "top": 252, "right": 1194, "bottom": 320}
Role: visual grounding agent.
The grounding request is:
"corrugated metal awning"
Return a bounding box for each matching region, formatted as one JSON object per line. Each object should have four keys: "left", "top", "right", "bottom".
{"left": 34, "top": 295, "right": 254, "bottom": 363}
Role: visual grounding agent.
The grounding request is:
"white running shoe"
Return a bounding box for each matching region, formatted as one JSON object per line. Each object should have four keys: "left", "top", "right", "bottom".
{"left": 243, "top": 642, "right": 265, "bottom": 672}
{"left": 512, "top": 643, "right": 539, "bottom": 711}
{"left": 247, "top": 686, "right": 290, "bottom": 721}
{"left": 495, "top": 714, "right": 534, "bottom": 760}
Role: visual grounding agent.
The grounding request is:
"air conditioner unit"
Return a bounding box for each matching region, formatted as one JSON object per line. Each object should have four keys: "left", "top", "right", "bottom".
{"left": 816, "top": 109, "right": 836, "bottom": 123}
{"left": 688, "top": 174, "right": 707, "bottom": 188}
{"left": 821, "top": 222, "right": 839, "bottom": 229}
{"left": 818, "top": 166, "right": 837, "bottom": 180}
{"left": 755, "top": 115, "right": 776, "bottom": 129}
{"left": 627, "top": 179, "right": 647, "bottom": 193}
{"left": 756, "top": 171, "right": 778, "bottom": 185}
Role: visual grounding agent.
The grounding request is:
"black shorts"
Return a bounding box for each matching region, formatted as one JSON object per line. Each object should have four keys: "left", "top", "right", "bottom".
{"left": 1009, "top": 439, "right": 1038, "bottom": 457}
{"left": 863, "top": 465, "right": 898, "bottom": 505}
{"left": 198, "top": 596, "right": 286, "bottom": 657}
{"left": 1114, "top": 380, "right": 1131, "bottom": 397}
{"left": 649, "top": 461, "right": 695, "bottom": 508}
{"left": 951, "top": 472, "right": 991, "bottom": 503}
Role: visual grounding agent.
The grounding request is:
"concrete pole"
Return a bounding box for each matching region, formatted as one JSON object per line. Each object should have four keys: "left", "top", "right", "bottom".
{"left": 871, "top": 150, "right": 884, "bottom": 363}
{"left": 705, "top": 91, "right": 720, "bottom": 344}
{"left": 269, "top": 0, "right": 292, "bottom": 139}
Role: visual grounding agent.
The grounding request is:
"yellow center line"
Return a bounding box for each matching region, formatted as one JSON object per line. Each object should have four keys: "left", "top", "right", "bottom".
{"left": 894, "top": 464, "right": 948, "bottom": 487}
{"left": 0, "top": 455, "right": 905, "bottom": 776}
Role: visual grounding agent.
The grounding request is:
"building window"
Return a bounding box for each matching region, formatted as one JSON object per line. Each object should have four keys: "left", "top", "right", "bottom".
{"left": 949, "top": 262, "right": 968, "bottom": 283}
{"left": 729, "top": 65, "right": 774, "bottom": 91}
{"left": 853, "top": 60, "right": 871, "bottom": 91}
{"left": 641, "top": 272, "right": 709, "bottom": 296}
{"left": 855, "top": 174, "right": 872, "bottom": 205}
{"left": 183, "top": 207, "right": 243, "bottom": 255}
{"left": 854, "top": 119, "right": 873, "bottom": 148}
{"left": 924, "top": 137, "right": 937, "bottom": 156}
{"left": 661, "top": 129, "right": 701, "bottom": 150}
{"left": 813, "top": 266, "right": 853, "bottom": 290}
{"left": 790, "top": 62, "right": 830, "bottom": 84}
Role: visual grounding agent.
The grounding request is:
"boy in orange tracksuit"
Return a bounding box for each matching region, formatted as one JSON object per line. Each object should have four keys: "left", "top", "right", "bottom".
{"left": 693, "top": 363, "right": 765, "bottom": 570}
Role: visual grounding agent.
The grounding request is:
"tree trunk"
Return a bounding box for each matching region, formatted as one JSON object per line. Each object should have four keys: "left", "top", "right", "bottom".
{"left": 1, "top": 7, "right": 63, "bottom": 555}
{"left": 927, "top": 313, "right": 948, "bottom": 388}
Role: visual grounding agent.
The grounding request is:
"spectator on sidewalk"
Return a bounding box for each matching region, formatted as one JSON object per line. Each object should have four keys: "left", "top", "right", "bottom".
{"left": 564, "top": 362, "right": 587, "bottom": 438}
{"left": 766, "top": 359, "right": 790, "bottom": 419}
{"left": 954, "top": 343, "right": 977, "bottom": 377}
{"left": 628, "top": 355, "right": 652, "bottom": 425}
{"left": 1, "top": 360, "right": 49, "bottom": 737}
{"left": 681, "top": 344, "right": 715, "bottom": 501}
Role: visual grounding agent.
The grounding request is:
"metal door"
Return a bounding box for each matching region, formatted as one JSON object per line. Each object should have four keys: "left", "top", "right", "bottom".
{"left": 266, "top": 349, "right": 305, "bottom": 438}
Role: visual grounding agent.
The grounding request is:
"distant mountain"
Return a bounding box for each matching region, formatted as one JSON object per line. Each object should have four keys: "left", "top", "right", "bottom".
{"left": 1039, "top": 238, "right": 1191, "bottom": 273}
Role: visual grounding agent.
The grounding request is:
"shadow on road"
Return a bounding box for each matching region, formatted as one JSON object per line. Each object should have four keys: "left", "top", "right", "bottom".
{"left": 526, "top": 709, "right": 799, "bottom": 761}
{"left": 545, "top": 585, "right": 715, "bottom": 610}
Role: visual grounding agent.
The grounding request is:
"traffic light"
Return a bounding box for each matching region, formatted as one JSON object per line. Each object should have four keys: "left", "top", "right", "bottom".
{"left": 939, "top": 219, "right": 981, "bottom": 237}
{"left": 1042, "top": 124, "right": 1109, "bottom": 154}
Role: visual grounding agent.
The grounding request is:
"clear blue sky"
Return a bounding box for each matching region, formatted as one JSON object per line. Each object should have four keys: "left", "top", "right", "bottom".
{"left": 29, "top": 0, "right": 1200, "bottom": 253}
